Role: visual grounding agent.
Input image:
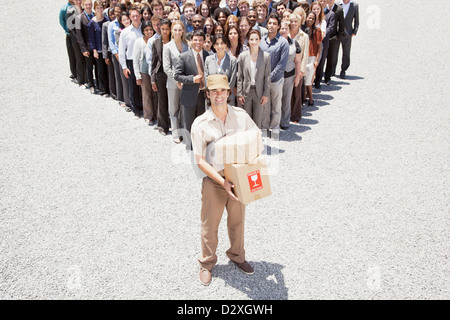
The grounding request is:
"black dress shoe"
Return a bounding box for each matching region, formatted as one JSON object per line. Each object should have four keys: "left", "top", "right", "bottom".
{"left": 340, "top": 71, "right": 346, "bottom": 79}
{"left": 308, "top": 100, "right": 314, "bottom": 106}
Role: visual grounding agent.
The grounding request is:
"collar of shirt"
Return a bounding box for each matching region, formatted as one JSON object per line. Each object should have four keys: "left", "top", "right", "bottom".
{"left": 192, "top": 49, "right": 203, "bottom": 59}
{"left": 84, "top": 11, "right": 93, "bottom": 21}
{"left": 130, "top": 23, "right": 142, "bottom": 31}
{"left": 205, "top": 105, "right": 238, "bottom": 124}
{"left": 215, "top": 54, "right": 226, "bottom": 72}
{"left": 264, "top": 33, "right": 281, "bottom": 46}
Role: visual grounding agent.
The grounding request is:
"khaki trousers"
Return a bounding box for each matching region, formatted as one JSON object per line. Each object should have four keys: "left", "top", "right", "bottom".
{"left": 199, "top": 176, "right": 246, "bottom": 271}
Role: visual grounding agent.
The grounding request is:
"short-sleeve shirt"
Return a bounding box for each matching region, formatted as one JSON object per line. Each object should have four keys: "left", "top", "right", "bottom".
{"left": 191, "top": 105, "right": 260, "bottom": 172}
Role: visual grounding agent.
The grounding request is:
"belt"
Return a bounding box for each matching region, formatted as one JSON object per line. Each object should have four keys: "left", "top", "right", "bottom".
{"left": 250, "top": 85, "right": 256, "bottom": 89}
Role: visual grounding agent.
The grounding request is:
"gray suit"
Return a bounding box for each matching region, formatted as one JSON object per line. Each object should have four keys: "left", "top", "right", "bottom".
{"left": 339, "top": 1, "right": 359, "bottom": 75}
{"left": 174, "top": 49, "right": 210, "bottom": 142}
{"left": 204, "top": 53, "right": 237, "bottom": 106}
{"left": 236, "top": 50, "right": 271, "bottom": 128}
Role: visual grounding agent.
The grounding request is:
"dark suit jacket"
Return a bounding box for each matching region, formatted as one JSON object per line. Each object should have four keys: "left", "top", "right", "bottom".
{"left": 174, "top": 49, "right": 210, "bottom": 107}
{"left": 324, "top": 9, "right": 335, "bottom": 40}
{"left": 151, "top": 37, "right": 166, "bottom": 83}
{"left": 76, "top": 12, "right": 91, "bottom": 53}
{"left": 330, "top": 3, "right": 345, "bottom": 40}
{"left": 340, "top": 1, "right": 359, "bottom": 38}
{"left": 285, "top": 0, "right": 299, "bottom": 11}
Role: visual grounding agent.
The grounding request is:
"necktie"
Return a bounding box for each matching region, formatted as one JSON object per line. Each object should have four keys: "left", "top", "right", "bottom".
{"left": 196, "top": 52, "right": 204, "bottom": 90}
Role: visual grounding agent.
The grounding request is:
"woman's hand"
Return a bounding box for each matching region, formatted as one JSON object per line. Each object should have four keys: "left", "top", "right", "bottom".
{"left": 238, "top": 96, "right": 245, "bottom": 105}
{"left": 93, "top": 50, "right": 99, "bottom": 59}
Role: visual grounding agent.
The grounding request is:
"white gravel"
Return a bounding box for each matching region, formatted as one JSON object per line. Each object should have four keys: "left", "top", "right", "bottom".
{"left": 0, "top": 0, "right": 449, "bottom": 300}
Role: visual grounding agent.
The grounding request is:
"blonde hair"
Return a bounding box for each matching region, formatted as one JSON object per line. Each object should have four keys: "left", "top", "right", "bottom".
{"left": 167, "top": 11, "right": 181, "bottom": 22}
{"left": 292, "top": 7, "right": 306, "bottom": 24}
{"left": 171, "top": 21, "right": 187, "bottom": 44}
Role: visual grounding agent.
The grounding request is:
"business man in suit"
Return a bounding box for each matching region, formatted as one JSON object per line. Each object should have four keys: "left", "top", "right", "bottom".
{"left": 174, "top": 30, "right": 210, "bottom": 146}
{"left": 339, "top": 0, "right": 359, "bottom": 79}
{"left": 236, "top": 34, "right": 271, "bottom": 129}
{"left": 324, "top": 0, "right": 345, "bottom": 84}
{"left": 314, "top": 1, "right": 335, "bottom": 89}
{"left": 102, "top": 8, "right": 117, "bottom": 99}
{"left": 76, "top": 1, "right": 96, "bottom": 92}
{"left": 151, "top": 19, "right": 171, "bottom": 136}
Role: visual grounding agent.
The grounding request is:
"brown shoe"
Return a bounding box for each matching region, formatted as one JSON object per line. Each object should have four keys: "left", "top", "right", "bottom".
{"left": 199, "top": 268, "right": 212, "bottom": 286}
{"left": 232, "top": 260, "right": 254, "bottom": 275}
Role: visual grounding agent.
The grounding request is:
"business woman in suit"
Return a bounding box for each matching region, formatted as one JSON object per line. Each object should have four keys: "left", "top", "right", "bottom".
{"left": 174, "top": 30, "right": 210, "bottom": 144}
{"left": 163, "top": 21, "right": 189, "bottom": 144}
{"left": 338, "top": 0, "right": 359, "bottom": 79}
{"left": 151, "top": 19, "right": 172, "bottom": 136}
{"left": 236, "top": 29, "right": 270, "bottom": 129}
{"left": 204, "top": 34, "right": 237, "bottom": 106}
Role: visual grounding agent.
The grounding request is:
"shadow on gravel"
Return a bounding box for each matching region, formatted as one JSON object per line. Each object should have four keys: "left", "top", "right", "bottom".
{"left": 214, "top": 261, "right": 288, "bottom": 300}
{"left": 344, "top": 75, "right": 364, "bottom": 81}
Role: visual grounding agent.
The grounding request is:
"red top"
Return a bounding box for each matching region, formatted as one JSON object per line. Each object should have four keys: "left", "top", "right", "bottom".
{"left": 308, "top": 29, "right": 323, "bottom": 57}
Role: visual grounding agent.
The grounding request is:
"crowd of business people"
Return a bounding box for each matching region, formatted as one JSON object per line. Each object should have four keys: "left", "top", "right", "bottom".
{"left": 60, "top": 0, "right": 359, "bottom": 142}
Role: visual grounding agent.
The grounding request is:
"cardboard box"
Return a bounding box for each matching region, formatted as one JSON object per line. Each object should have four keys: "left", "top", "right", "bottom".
{"left": 214, "top": 130, "right": 263, "bottom": 165}
{"left": 224, "top": 155, "right": 271, "bottom": 205}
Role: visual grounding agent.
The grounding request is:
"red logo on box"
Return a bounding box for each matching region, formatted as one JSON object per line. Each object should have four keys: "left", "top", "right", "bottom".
{"left": 247, "top": 170, "right": 263, "bottom": 193}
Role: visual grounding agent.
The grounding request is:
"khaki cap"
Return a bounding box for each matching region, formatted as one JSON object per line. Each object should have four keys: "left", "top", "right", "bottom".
{"left": 206, "top": 74, "right": 230, "bottom": 90}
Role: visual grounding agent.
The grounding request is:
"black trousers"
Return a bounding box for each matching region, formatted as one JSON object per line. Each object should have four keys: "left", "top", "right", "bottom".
{"left": 182, "top": 91, "right": 205, "bottom": 144}
{"left": 340, "top": 36, "right": 352, "bottom": 73}
{"left": 126, "top": 59, "right": 142, "bottom": 113}
{"left": 106, "top": 52, "right": 117, "bottom": 99}
{"left": 71, "top": 37, "right": 86, "bottom": 85}
{"left": 315, "top": 37, "right": 329, "bottom": 86}
{"left": 155, "top": 72, "right": 169, "bottom": 133}
{"left": 85, "top": 52, "right": 96, "bottom": 87}
{"left": 95, "top": 53, "right": 108, "bottom": 94}
{"left": 324, "top": 38, "right": 339, "bottom": 81}
{"left": 65, "top": 34, "right": 77, "bottom": 79}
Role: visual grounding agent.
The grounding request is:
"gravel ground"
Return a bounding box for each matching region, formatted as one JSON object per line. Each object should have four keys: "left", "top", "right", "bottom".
{"left": 0, "top": 0, "right": 449, "bottom": 300}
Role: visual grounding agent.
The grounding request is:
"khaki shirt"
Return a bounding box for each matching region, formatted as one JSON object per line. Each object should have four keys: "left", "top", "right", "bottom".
{"left": 191, "top": 105, "right": 260, "bottom": 172}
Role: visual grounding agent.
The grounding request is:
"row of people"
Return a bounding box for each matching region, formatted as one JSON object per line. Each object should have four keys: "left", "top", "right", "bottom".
{"left": 60, "top": 0, "right": 359, "bottom": 142}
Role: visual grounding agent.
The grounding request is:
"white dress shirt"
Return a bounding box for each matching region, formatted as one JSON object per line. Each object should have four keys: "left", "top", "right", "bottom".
{"left": 118, "top": 23, "right": 143, "bottom": 69}
{"left": 146, "top": 33, "right": 161, "bottom": 75}
{"left": 341, "top": 0, "right": 353, "bottom": 18}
